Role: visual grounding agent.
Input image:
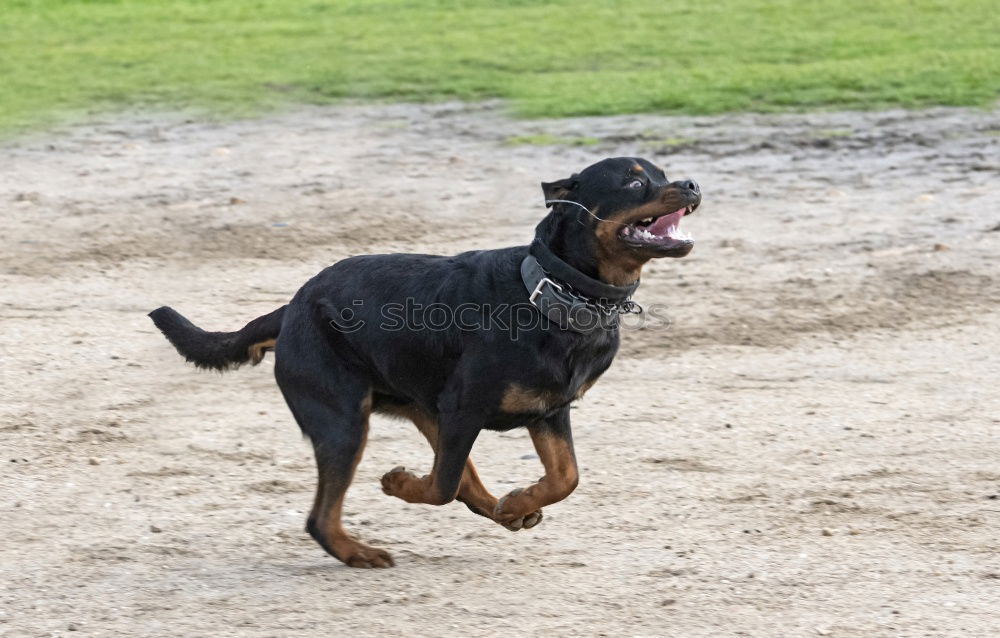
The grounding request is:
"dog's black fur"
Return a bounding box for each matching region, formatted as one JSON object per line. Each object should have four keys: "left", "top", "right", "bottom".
{"left": 150, "top": 157, "right": 701, "bottom": 568}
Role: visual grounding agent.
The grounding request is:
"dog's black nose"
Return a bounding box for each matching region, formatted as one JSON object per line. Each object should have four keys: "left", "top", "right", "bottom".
{"left": 680, "top": 179, "right": 699, "bottom": 194}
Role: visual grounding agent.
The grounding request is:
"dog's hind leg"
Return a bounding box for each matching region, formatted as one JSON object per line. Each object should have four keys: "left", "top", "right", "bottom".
{"left": 275, "top": 350, "right": 392, "bottom": 568}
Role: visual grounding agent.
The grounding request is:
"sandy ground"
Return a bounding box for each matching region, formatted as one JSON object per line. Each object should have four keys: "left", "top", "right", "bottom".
{"left": 2, "top": 102, "right": 999, "bottom": 637}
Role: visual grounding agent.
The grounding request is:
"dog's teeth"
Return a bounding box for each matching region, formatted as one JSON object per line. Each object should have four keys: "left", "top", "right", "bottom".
{"left": 641, "top": 217, "right": 653, "bottom": 223}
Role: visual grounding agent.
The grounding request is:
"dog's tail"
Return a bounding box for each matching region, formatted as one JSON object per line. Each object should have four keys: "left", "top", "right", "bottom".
{"left": 148, "top": 305, "right": 287, "bottom": 371}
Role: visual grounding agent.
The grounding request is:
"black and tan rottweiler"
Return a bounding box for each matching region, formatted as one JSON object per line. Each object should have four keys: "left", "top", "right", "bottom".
{"left": 149, "top": 157, "right": 701, "bottom": 568}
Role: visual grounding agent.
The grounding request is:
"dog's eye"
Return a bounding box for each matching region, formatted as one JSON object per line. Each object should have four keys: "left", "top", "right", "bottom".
{"left": 627, "top": 179, "right": 643, "bottom": 190}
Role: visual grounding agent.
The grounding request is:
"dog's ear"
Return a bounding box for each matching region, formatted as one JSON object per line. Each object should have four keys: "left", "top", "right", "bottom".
{"left": 541, "top": 175, "right": 578, "bottom": 207}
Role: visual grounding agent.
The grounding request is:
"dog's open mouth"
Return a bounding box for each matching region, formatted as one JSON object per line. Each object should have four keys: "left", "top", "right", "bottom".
{"left": 618, "top": 205, "right": 694, "bottom": 250}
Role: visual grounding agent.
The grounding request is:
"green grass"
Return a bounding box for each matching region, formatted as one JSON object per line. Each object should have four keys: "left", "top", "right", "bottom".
{"left": 1, "top": 0, "right": 998, "bottom": 133}
{"left": 504, "top": 134, "right": 601, "bottom": 147}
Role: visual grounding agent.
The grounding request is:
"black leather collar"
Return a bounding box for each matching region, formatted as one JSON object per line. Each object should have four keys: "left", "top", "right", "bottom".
{"left": 529, "top": 239, "right": 639, "bottom": 302}
{"left": 521, "top": 240, "right": 640, "bottom": 334}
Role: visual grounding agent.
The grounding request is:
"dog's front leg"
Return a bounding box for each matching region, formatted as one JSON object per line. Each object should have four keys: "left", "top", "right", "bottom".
{"left": 381, "top": 414, "right": 481, "bottom": 506}
{"left": 493, "top": 408, "right": 579, "bottom": 529}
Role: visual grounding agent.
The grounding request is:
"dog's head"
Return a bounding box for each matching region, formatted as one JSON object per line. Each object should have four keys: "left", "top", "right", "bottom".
{"left": 537, "top": 157, "right": 701, "bottom": 285}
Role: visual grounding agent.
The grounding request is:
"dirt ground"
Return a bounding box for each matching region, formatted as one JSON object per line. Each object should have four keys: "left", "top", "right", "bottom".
{"left": 2, "top": 102, "right": 999, "bottom": 637}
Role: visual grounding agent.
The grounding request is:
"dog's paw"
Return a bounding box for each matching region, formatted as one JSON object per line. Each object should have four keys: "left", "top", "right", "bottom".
{"left": 493, "top": 488, "right": 544, "bottom": 532}
{"left": 380, "top": 466, "right": 416, "bottom": 497}
{"left": 501, "top": 509, "right": 543, "bottom": 532}
{"left": 335, "top": 539, "right": 395, "bottom": 569}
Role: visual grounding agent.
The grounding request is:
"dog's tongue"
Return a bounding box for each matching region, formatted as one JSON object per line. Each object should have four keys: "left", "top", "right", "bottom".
{"left": 647, "top": 208, "right": 686, "bottom": 236}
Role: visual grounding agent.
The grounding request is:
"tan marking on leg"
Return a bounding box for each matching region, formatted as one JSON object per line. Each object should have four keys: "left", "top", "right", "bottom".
{"left": 500, "top": 383, "right": 561, "bottom": 414}
{"left": 574, "top": 379, "right": 598, "bottom": 400}
{"left": 248, "top": 338, "right": 276, "bottom": 365}
{"left": 494, "top": 430, "right": 578, "bottom": 523}
{"left": 379, "top": 466, "right": 435, "bottom": 503}
{"left": 312, "top": 393, "right": 393, "bottom": 568}
{"left": 377, "top": 403, "right": 496, "bottom": 514}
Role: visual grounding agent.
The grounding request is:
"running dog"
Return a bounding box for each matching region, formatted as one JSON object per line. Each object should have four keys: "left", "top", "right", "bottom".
{"left": 149, "top": 156, "right": 701, "bottom": 568}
